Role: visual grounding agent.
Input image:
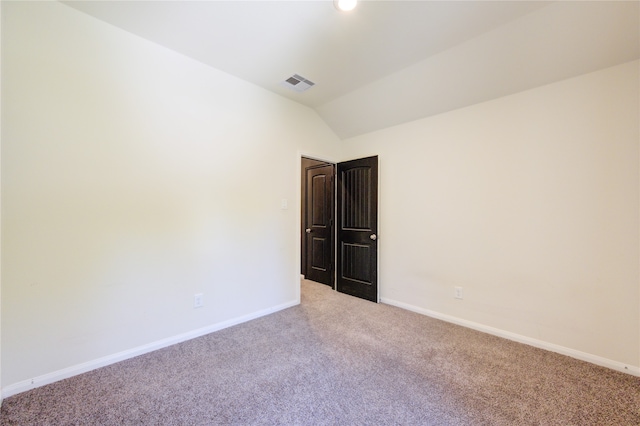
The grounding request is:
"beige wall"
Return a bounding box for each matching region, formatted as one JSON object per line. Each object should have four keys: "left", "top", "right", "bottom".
{"left": 1, "top": 1, "right": 340, "bottom": 391}
{"left": 342, "top": 60, "right": 640, "bottom": 371}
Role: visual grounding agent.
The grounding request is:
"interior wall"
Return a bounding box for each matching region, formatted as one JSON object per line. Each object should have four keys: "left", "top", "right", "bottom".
{"left": 1, "top": 1, "right": 340, "bottom": 390}
{"left": 341, "top": 60, "right": 640, "bottom": 371}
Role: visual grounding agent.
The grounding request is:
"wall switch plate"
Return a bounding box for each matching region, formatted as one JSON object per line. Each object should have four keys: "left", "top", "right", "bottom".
{"left": 454, "top": 286, "right": 463, "bottom": 299}
{"left": 194, "top": 293, "right": 204, "bottom": 308}
{"left": 281, "top": 199, "right": 288, "bottom": 210}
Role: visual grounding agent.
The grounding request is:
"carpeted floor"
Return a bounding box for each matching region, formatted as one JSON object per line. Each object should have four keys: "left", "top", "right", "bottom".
{"left": 1, "top": 279, "right": 639, "bottom": 425}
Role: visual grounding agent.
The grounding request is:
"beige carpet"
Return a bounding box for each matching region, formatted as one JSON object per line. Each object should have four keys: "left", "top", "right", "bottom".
{"left": 1, "top": 279, "right": 639, "bottom": 425}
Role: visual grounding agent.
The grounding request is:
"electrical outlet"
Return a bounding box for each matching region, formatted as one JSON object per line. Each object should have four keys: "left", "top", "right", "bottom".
{"left": 454, "top": 286, "right": 463, "bottom": 300}
{"left": 194, "top": 293, "right": 204, "bottom": 308}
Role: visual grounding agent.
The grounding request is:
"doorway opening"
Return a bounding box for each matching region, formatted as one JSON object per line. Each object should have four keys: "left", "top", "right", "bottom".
{"left": 301, "top": 155, "right": 379, "bottom": 302}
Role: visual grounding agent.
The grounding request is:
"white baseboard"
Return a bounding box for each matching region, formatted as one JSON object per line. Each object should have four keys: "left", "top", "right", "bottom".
{"left": 380, "top": 297, "right": 640, "bottom": 377}
{"left": 2, "top": 300, "right": 299, "bottom": 399}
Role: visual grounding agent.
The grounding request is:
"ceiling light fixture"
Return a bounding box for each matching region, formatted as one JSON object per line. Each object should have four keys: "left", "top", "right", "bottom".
{"left": 334, "top": 0, "right": 357, "bottom": 12}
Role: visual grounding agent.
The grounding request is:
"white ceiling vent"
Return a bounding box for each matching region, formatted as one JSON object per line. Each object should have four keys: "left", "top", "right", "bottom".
{"left": 280, "top": 74, "right": 315, "bottom": 92}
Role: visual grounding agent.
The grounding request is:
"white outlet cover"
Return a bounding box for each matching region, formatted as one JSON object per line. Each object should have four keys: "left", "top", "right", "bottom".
{"left": 454, "top": 287, "right": 463, "bottom": 299}
{"left": 194, "top": 293, "right": 204, "bottom": 308}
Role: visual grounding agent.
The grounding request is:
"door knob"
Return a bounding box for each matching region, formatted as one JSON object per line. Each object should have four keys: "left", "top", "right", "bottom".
{"left": 370, "top": 234, "right": 377, "bottom": 241}
{"left": 306, "top": 228, "right": 312, "bottom": 233}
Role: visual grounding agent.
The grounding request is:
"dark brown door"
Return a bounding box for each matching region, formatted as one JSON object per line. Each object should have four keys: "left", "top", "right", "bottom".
{"left": 305, "top": 164, "right": 335, "bottom": 286}
{"left": 337, "top": 156, "right": 378, "bottom": 302}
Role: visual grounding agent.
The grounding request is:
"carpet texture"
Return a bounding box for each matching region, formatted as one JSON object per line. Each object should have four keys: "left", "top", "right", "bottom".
{"left": 2, "top": 279, "right": 639, "bottom": 425}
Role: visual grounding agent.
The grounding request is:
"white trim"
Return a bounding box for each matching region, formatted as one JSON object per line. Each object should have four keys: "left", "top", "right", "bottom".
{"left": 1, "top": 300, "right": 298, "bottom": 399}
{"left": 298, "top": 151, "right": 338, "bottom": 166}
{"left": 381, "top": 297, "right": 640, "bottom": 377}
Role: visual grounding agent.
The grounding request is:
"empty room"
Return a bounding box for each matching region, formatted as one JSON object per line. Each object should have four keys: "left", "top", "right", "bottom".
{"left": 1, "top": 0, "right": 639, "bottom": 424}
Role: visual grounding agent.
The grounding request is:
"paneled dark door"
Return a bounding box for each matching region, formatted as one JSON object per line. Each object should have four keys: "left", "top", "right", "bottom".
{"left": 305, "top": 164, "right": 335, "bottom": 286}
{"left": 336, "top": 156, "right": 378, "bottom": 302}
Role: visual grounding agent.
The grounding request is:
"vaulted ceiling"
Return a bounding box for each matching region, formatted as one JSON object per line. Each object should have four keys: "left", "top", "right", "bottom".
{"left": 64, "top": 1, "right": 639, "bottom": 139}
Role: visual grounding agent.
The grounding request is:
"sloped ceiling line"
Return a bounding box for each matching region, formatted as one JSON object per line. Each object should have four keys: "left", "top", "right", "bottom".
{"left": 63, "top": 1, "right": 640, "bottom": 139}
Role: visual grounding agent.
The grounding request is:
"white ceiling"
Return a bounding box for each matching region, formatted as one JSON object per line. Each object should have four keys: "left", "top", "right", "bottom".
{"left": 64, "top": 1, "right": 639, "bottom": 139}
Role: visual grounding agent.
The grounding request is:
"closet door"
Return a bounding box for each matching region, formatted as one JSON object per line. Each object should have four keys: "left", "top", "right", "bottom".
{"left": 336, "top": 156, "right": 378, "bottom": 302}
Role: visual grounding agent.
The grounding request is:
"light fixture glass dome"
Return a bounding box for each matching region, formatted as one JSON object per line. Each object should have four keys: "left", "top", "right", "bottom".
{"left": 335, "top": 0, "right": 357, "bottom": 12}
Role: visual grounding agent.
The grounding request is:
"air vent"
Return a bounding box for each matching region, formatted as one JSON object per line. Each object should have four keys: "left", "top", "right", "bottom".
{"left": 280, "top": 74, "right": 315, "bottom": 92}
